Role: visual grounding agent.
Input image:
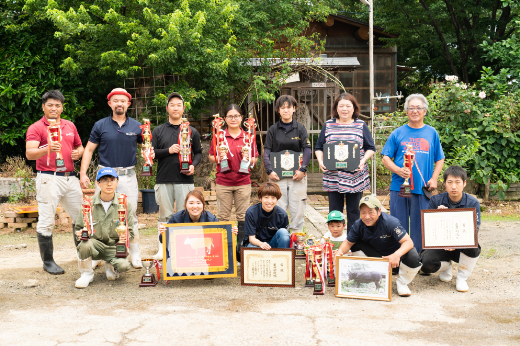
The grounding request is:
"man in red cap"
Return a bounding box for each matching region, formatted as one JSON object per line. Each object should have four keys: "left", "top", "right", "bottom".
{"left": 79, "top": 88, "right": 154, "bottom": 268}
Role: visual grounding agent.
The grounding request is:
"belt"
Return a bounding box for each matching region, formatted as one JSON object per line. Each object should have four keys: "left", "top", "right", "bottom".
{"left": 38, "top": 171, "right": 77, "bottom": 177}
{"left": 98, "top": 166, "right": 135, "bottom": 176}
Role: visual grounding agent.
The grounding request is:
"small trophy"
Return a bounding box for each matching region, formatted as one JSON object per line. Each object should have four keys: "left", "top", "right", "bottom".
{"left": 80, "top": 197, "right": 93, "bottom": 241}
{"left": 139, "top": 259, "right": 158, "bottom": 287}
{"left": 313, "top": 249, "right": 324, "bottom": 295}
{"left": 398, "top": 144, "right": 415, "bottom": 198}
{"left": 294, "top": 233, "right": 306, "bottom": 259}
{"left": 218, "top": 131, "right": 231, "bottom": 173}
{"left": 115, "top": 194, "right": 128, "bottom": 258}
{"left": 179, "top": 118, "right": 192, "bottom": 174}
{"left": 140, "top": 119, "right": 153, "bottom": 176}
{"left": 47, "top": 119, "right": 66, "bottom": 172}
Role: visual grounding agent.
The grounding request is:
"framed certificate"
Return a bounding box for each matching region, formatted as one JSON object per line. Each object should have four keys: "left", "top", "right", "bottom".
{"left": 335, "top": 256, "right": 392, "bottom": 302}
{"left": 241, "top": 248, "right": 295, "bottom": 287}
{"left": 322, "top": 141, "right": 360, "bottom": 171}
{"left": 161, "top": 221, "right": 237, "bottom": 280}
{"left": 269, "top": 150, "right": 302, "bottom": 178}
{"left": 421, "top": 208, "right": 478, "bottom": 249}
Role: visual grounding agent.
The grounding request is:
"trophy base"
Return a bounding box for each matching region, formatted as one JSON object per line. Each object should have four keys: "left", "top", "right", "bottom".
{"left": 180, "top": 162, "right": 191, "bottom": 174}
{"left": 139, "top": 274, "right": 157, "bottom": 287}
{"left": 313, "top": 283, "right": 324, "bottom": 295}
{"left": 327, "top": 279, "right": 335, "bottom": 287}
{"left": 295, "top": 254, "right": 306, "bottom": 260}
{"left": 56, "top": 159, "right": 66, "bottom": 172}
{"left": 398, "top": 184, "right": 412, "bottom": 198}
{"left": 220, "top": 159, "right": 230, "bottom": 173}
{"left": 80, "top": 230, "right": 89, "bottom": 242}
{"left": 115, "top": 243, "right": 127, "bottom": 258}
{"left": 305, "top": 280, "right": 314, "bottom": 287}
{"left": 238, "top": 160, "right": 250, "bottom": 174}
{"left": 141, "top": 165, "right": 153, "bottom": 176}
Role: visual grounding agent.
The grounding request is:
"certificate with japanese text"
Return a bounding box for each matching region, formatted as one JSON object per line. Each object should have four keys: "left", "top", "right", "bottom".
{"left": 421, "top": 208, "right": 478, "bottom": 249}
{"left": 241, "top": 248, "right": 295, "bottom": 287}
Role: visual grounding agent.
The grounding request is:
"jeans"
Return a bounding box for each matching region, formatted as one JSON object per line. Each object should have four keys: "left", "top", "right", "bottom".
{"left": 390, "top": 191, "right": 430, "bottom": 253}
{"left": 247, "top": 228, "right": 291, "bottom": 249}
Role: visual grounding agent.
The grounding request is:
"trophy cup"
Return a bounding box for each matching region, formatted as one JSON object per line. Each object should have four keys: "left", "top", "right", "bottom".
{"left": 80, "top": 197, "right": 93, "bottom": 241}
{"left": 398, "top": 144, "right": 415, "bottom": 198}
{"left": 139, "top": 259, "right": 158, "bottom": 287}
{"left": 313, "top": 248, "right": 324, "bottom": 295}
{"left": 47, "top": 119, "right": 66, "bottom": 172}
{"left": 179, "top": 118, "right": 192, "bottom": 174}
{"left": 115, "top": 194, "right": 128, "bottom": 258}
{"left": 140, "top": 119, "right": 153, "bottom": 176}
{"left": 218, "top": 131, "right": 231, "bottom": 173}
{"left": 294, "top": 232, "right": 306, "bottom": 259}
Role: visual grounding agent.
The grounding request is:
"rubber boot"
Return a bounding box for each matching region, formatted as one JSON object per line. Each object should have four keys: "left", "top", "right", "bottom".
{"left": 438, "top": 261, "right": 453, "bottom": 282}
{"left": 396, "top": 263, "right": 422, "bottom": 297}
{"left": 152, "top": 222, "right": 163, "bottom": 261}
{"left": 129, "top": 241, "right": 142, "bottom": 268}
{"left": 91, "top": 260, "right": 102, "bottom": 270}
{"left": 75, "top": 257, "right": 94, "bottom": 289}
{"left": 456, "top": 254, "right": 479, "bottom": 292}
{"left": 37, "top": 233, "right": 65, "bottom": 275}
{"left": 105, "top": 262, "right": 120, "bottom": 281}
{"left": 236, "top": 221, "right": 245, "bottom": 263}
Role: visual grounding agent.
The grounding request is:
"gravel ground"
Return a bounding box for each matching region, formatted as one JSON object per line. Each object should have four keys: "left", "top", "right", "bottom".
{"left": 0, "top": 218, "right": 519, "bottom": 345}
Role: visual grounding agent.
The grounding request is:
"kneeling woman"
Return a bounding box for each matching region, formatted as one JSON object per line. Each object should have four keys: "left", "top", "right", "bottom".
{"left": 244, "top": 182, "right": 291, "bottom": 249}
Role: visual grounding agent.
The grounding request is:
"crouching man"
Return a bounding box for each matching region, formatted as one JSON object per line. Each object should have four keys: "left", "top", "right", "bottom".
{"left": 420, "top": 166, "right": 481, "bottom": 292}
{"left": 335, "top": 195, "right": 422, "bottom": 296}
{"left": 74, "top": 168, "right": 134, "bottom": 288}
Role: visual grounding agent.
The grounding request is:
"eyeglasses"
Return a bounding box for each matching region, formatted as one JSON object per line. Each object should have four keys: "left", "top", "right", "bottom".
{"left": 226, "top": 115, "right": 242, "bottom": 119}
{"left": 407, "top": 107, "right": 425, "bottom": 112}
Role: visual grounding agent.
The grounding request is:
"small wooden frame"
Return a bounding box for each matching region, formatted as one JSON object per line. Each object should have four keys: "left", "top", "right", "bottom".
{"left": 161, "top": 221, "right": 237, "bottom": 280}
{"left": 241, "top": 248, "right": 295, "bottom": 287}
{"left": 421, "top": 208, "right": 478, "bottom": 249}
{"left": 322, "top": 141, "right": 360, "bottom": 171}
{"left": 335, "top": 256, "right": 392, "bottom": 302}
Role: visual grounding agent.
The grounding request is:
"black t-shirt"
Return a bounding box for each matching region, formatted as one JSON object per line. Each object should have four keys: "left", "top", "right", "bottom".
{"left": 151, "top": 121, "right": 202, "bottom": 184}
{"left": 428, "top": 192, "right": 481, "bottom": 232}
{"left": 244, "top": 203, "right": 289, "bottom": 243}
{"left": 264, "top": 120, "right": 311, "bottom": 153}
{"left": 347, "top": 212, "right": 406, "bottom": 256}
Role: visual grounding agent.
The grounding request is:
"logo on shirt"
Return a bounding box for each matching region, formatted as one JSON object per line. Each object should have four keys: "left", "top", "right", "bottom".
{"left": 291, "top": 137, "right": 301, "bottom": 140}
{"left": 380, "top": 235, "right": 391, "bottom": 239}
{"left": 65, "top": 132, "right": 74, "bottom": 137}
{"left": 401, "top": 138, "right": 429, "bottom": 152}
{"left": 394, "top": 227, "right": 403, "bottom": 236}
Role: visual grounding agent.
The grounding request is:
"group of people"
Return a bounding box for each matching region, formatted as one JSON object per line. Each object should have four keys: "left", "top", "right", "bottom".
{"left": 25, "top": 87, "right": 481, "bottom": 295}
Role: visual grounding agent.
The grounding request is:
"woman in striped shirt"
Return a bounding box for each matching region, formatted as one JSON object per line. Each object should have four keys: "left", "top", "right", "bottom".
{"left": 315, "top": 93, "right": 376, "bottom": 233}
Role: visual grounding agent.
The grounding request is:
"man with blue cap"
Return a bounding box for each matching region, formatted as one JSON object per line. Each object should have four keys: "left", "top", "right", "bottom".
{"left": 74, "top": 168, "right": 135, "bottom": 288}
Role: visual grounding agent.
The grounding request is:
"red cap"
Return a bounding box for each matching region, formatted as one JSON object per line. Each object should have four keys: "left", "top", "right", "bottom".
{"left": 107, "top": 91, "right": 132, "bottom": 101}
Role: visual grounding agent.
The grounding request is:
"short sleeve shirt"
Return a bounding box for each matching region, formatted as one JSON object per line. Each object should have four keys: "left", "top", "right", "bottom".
{"left": 88, "top": 115, "right": 143, "bottom": 167}
{"left": 26, "top": 116, "right": 82, "bottom": 172}
{"left": 244, "top": 204, "right": 289, "bottom": 243}
{"left": 347, "top": 212, "right": 406, "bottom": 256}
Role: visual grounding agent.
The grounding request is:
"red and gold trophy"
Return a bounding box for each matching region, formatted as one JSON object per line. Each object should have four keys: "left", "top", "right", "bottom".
{"left": 47, "top": 119, "right": 66, "bottom": 172}
{"left": 239, "top": 113, "right": 257, "bottom": 174}
{"left": 212, "top": 113, "right": 231, "bottom": 173}
{"left": 312, "top": 247, "right": 325, "bottom": 295}
{"left": 398, "top": 144, "right": 415, "bottom": 198}
{"left": 139, "top": 119, "right": 153, "bottom": 176}
{"left": 305, "top": 247, "right": 314, "bottom": 287}
{"left": 115, "top": 194, "right": 129, "bottom": 258}
{"left": 323, "top": 239, "right": 335, "bottom": 287}
{"left": 179, "top": 118, "right": 192, "bottom": 174}
{"left": 80, "top": 197, "right": 94, "bottom": 241}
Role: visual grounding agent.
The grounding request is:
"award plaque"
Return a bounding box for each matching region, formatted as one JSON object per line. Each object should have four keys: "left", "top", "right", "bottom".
{"left": 161, "top": 222, "right": 237, "bottom": 280}
{"left": 322, "top": 141, "right": 360, "bottom": 171}
{"left": 270, "top": 150, "right": 301, "bottom": 178}
{"left": 47, "top": 119, "right": 66, "bottom": 172}
{"left": 421, "top": 208, "right": 478, "bottom": 249}
{"left": 240, "top": 248, "right": 295, "bottom": 287}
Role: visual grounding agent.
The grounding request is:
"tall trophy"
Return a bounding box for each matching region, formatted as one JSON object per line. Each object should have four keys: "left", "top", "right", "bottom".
{"left": 323, "top": 240, "right": 335, "bottom": 287}
{"left": 398, "top": 144, "right": 415, "bottom": 198}
{"left": 115, "top": 194, "right": 129, "bottom": 258}
{"left": 139, "top": 259, "right": 158, "bottom": 287}
{"left": 218, "top": 130, "right": 231, "bottom": 173}
{"left": 178, "top": 118, "right": 192, "bottom": 174}
{"left": 140, "top": 119, "right": 153, "bottom": 176}
{"left": 305, "top": 247, "right": 314, "bottom": 287}
{"left": 313, "top": 248, "right": 324, "bottom": 295}
{"left": 47, "top": 119, "right": 66, "bottom": 172}
{"left": 239, "top": 113, "right": 257, "bottom": 174}
{"left": 80, "top": 197, "right": 93, "bottom": 241}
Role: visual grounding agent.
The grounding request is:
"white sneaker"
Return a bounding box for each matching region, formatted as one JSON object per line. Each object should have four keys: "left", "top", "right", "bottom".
{"left": 105, "top": 263, "right": 120, "bottom": 281}
{"left": 75, "top": 258, "right": 94, "bottom": 289}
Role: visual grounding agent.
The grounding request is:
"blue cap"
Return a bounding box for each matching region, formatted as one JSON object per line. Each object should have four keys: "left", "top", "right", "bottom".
{"left": 96, "top": 167, "right": 119, "bottom": 181}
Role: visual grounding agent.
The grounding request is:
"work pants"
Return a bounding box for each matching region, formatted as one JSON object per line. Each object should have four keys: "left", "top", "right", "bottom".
{"left": 216, "top": 183, "right": 251, "bottom": 222}
{"left": 155, "top": 183, "right": 194, "bottom": 222}
{"left": 351, "top": 240, "right": 421, "bottom": 269}
{"left": 390, "top": 191, "right": 430, "bottom": 253}
{"left": 420, "top": 245, "right": 481, "bottom": 274}
{"left": 328, "top": 191, "right": 364, "bottom": 234}
{"left": 272, "top": 176, "right": 307, "bottom": 233}
{"left": 77, "top": 238, "right": 131, "bottom": 273}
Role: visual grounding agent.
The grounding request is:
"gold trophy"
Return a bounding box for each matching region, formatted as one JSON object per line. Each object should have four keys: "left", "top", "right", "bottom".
{"left": 293, "top": 232, "right": 306, "bottom": 259}
{"left": 80, "top": 197, "right": 92, "bottom": 241}
{"left": 139, "top": 259, "right": 158, "bottom": 287}
{"left": 313, "top": 249, "right": 324, "bottom": 295}
{"left": 47, "top": 119, "right": 66, "bottom": 172}
{"left": 398, "top": 144, "right": 415, "bottom": 198}
{"left": 140, "top": 119, "right": 153, "bottom": 176}
{"left": 115, "top": 194, "right": 128, "bottom": 258}
{"left": 179, "top": 118, "right": 192, "bottom": 174}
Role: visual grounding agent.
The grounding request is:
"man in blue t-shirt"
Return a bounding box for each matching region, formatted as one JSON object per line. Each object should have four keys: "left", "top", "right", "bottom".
{"left": 335, "top": 195, "right": 422, "bottom": 297}
{"left": 420, "top": 166, "right": 481, "bottom": 292}
{"left": 382, "top": 94, "right": 445, "bottom": 253}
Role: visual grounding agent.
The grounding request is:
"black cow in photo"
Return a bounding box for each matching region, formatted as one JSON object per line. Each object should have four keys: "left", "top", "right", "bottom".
{"left": 347, "top": 271, "right": 383, "bottom": 290}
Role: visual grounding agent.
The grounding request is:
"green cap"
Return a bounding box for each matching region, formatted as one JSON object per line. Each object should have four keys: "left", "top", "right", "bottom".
{"left": 327, "top": 210, "right": 345, "bottom": 223}
{"left": 359, "top": 195, "right": 383, "bottom": 209}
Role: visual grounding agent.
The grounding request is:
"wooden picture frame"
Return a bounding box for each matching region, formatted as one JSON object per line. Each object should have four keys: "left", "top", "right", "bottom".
{"left": 335, "top": 256, "right": 392, "bottom": 302}
{"left": 161, "top": 221, "right": 237, "bottom": 280}
{"left": 322, "top": 141, "right": 360, "bottom": 171}
{"left": 421, "top": 208, "right": 478, "bottom": 249}
{"left": 240, "top": 248, "right": 295, "bottom": 287}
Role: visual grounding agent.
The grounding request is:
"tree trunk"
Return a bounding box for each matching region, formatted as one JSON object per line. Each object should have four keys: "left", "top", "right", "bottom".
{"left": 484, "top": 181, "right": 490, "bottom": 201}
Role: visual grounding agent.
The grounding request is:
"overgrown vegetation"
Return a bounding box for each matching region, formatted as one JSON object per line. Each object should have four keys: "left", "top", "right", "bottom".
{"left": 0, "top": 156, "right": 35, "bottom": 203}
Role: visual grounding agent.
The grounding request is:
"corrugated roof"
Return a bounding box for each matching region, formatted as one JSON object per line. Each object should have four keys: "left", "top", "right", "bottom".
{"left": 248, "top": 57, "right": 360, "bottom": 67}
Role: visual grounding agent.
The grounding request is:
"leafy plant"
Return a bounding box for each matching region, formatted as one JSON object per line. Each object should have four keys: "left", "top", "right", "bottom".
{"left": 1, "top": 156, "right": 36, "bottom": 203}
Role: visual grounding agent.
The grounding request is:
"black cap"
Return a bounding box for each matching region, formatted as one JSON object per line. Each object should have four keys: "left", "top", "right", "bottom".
{"left": 166, "top": 92, "right": 184, "bottom": 105}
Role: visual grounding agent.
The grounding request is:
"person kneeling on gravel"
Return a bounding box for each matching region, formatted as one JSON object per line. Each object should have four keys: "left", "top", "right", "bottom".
{"left": 335, "top": 195, "right": 422, "bottom": 297}
{"left": 74, "top": 168, "right": 134, "bottom": 288}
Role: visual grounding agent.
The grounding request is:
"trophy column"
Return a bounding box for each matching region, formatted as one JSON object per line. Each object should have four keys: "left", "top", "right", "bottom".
{"left": 313, "top": 249, "right": 324, "bottom": 295}
{"left": 399, "top": 144, "right": 415, "bottom": 198}
{"left": 140, "top": 119, "right": 153, "bottom": 176}
{"left": 115, "top": 195, "right": 128, "bottom": 258}
{"left": 80, "top": 197, "right": 92, "bottom": 241}
{"left": 48, "top": 119, "right": 66, "bottom": 172}
{"left": 180, "top": 118, "right": 192, "bottom": 174}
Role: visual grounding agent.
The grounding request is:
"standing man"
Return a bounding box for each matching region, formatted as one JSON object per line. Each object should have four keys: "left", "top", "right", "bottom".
{"left": 26, "top": 90, "right": 84, "bottom": 275}
{"left": 151, "top": 92, "right": 202, "bottom": 259}
{"left": 382, "top": 94, "right": 444, "bottom": 253}
{"left": 79, "top": 88, "right": 153, "bottom": 268}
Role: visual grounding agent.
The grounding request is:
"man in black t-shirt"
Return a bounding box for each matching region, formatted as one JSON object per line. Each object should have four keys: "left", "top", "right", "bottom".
{"left": 151, "top": 92, "right": 202, "bottom": 259}
{"left": 336, "top": 195, "right": 422, "bottom": 297}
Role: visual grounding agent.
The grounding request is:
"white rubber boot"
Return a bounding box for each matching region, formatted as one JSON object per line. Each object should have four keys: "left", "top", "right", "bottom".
{"left": 75, "top": 257, "right": 94, "bottom": 289}
{"left": 396, "top": 263, "right": 422, "bottom": 297}
{"left": 456, "top": 254, "right": 479, "bottom": 292}
{"left": 105, "top": 262, "right": 120, "bottom": 281}
{"left": 91, "top": 259, "right": 102, "bottom": 270}
{"left": 350, "top": 251, "right": 367, "bottom": 257}
{"left": 152, "top": 222, "right": 163, "bottom": 261}
{"left": 438, "top": 261, "right": 453, "bottom": 282}
{"left": 129, "top": 241, "right": 142, "bottom": 268}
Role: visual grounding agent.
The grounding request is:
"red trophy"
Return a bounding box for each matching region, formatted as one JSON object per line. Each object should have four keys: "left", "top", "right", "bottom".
{"left": 80, "top": 197, "right": 93, "bottom": 241}
{"left": 179, "top": 118, "right": 192, "bottom": 174}
{"left": 313, "top": 248, "right": 325, "bottom": 295}
{"left": 211, "top": 113, "right": 231, "bottom": 173}
{"left": 115, "top": 194, "right": 129, "bottom": 258}
{"left": 47, "top": 119, "right": 66, "bottom": 172}
{"left": 305, "top": 248, "right": 314, "bottom": 287}
{"left": 323, "top": 240, "right": 335, "bottom": 287}
{"left": 399, "top": 144, "right": 415, "bottom": 198}
{"left": 139, "top": 119, "right": 153, "bottom": 176}
{"left": 239, "top": 113, "right": 257, "bottom": 174}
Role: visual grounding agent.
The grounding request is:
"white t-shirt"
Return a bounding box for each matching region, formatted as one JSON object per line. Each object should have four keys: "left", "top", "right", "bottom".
{"left": 100, "top": 199, "right": 112, "bottom": 213}
{"left": 321, "top": 231, "right": 347, "bottom": 250}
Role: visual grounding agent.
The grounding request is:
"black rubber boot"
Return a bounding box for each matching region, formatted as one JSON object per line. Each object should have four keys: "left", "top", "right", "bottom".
{"left": 236, "top": 221, "right": 245, "bottom": 262}
{"left": 37, "top": 233, "right": 65, "bottom": 275}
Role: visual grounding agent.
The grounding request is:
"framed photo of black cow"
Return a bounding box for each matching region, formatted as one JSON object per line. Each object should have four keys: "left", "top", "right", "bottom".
{"left": 322, "top": 141, "right": 360, "bottom": 171}
{"left": 335, "top": 256, "right": 392, "bottom": 301}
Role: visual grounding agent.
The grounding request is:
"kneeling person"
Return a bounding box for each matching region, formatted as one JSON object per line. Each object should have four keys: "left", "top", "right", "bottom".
{"left": 336, "top": 195, "right": 422, "bottom": 296}
{"left": 420, "top": 166, "right": 481, "bottom": 292}
{"left": 74, "top": 168, "right": 134, "bottom": 288}
{"left": 244, "top": 182, "right": 290, "bottom": 250}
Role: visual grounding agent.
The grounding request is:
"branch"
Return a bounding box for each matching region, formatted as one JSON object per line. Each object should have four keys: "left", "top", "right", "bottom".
{"left": 443, "top": 0, "right": 468, "bottom": 81}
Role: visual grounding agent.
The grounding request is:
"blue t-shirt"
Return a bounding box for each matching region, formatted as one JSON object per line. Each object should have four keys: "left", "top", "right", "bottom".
{"left": 381, "top": 124, "right": 444, "bottom": 195}
{"left": 88, "top": 115, "right": 143, "bottom": 167}
{"left": 244, "top": 204, "right": 289, "bottom": 243}
{"left": 347, "top": 212, "right": 407, "bottom": 256}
